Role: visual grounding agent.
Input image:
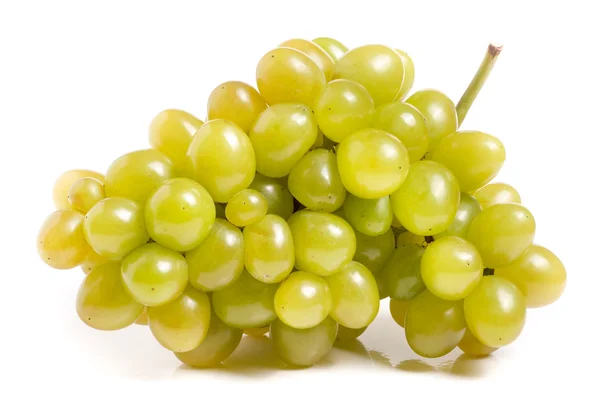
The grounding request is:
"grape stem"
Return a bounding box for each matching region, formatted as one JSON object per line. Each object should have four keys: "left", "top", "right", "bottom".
{"left": 424, "top": 236, "right": 435, "bottom": 244}
{"left": 456, "top": 43, "right": 503, "bottom": 127}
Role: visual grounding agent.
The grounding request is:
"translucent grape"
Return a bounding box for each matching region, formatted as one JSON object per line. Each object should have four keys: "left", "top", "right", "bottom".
{"left": 186, "top": 218, "right": 244, "bottom": 292}
{"left": 336, "top": 325, "right": 367, "bottom": 341}
{"left": 244, "top": 214, "right": 295, "bottom": 283}
{"left": 244, "top": 326, "right": 269, "bottom": 337}
{"left": 207, "top": 81, "right": 267, "bottom": 133}
{"left": 430, "top": 131, "right": 506, "bottom": 192}
{"left": 280, "top": 38, "right": 335, "bottom": 81}
{"left": 421, "top": 236, "right": 483, "bottom": 300}
{"left": 52, "top": 169, "right": 105, "bottom": 209}
{"left": 473, "top": 183, "right": 521, "bottom": 209}
{"left": 458, "top": 328, "right": 497, "bottom": 357}
{"left": 336, "top": 128, "right": 410, "bottom": 199}
{"left": 270, "top": 317, "right": 337, "bottom": 367}
{"left": 256, "top": 47, "right": 326, "bottom": 107}
{"left": 374, "top": 269, "right": 389, "bottom": 300}
{"left": 38, "top": 209, "right": 90, "bottom": 269}
{"left": 354, "top": 228, "right": 395, "bottom": 273}
{"left": 274, "top": 271, "right": 331, "bottom": 329}
{"left": 434, "top": 193, "right": 481, "bottom": 239}
{"left": 395, "top": 49, "right": 415, "bottom": 100}
{"left": 287, "top": 149, "right": 346, "bottom": 212}
{"left": 135, "top": 307, "right": 148, "bottom": 325}
{"left": 76, "top": 262, "right": 144, "bottom": 331}
{"left": 148, "top": 286, "right": 211, "bottom": 352}
{"left": 334, "top": 44, "right": 404, "bottom": 106}
{"left": 211, "top": 270, "right": 278, "bottom": 329}
{"left": 225, "top": 189, "right": 268, "bottom": 227}
{"left": 395, "top": 231, "right": 426, "bottom": 248}
{"left": 325, "top": 261, "right": 379, "bottom": 329}
{"left": 343, "top": 194, "right": 392, "bottom": 236}
{"left": 405, "top": 89, "right": 457, "bottom": 150}
{"left": 187, "top": 119, "right": 256, "bottom": 203}
{"left": 288, "top": 210, "right": 356, "bottom": 276}
{"left": 145, "top": 178, "right": 215, "bottom": 252}
{"left": 390, "top": 160, "right": 460, "bottom": 236}
{"left": 81, "top": 250, "right": 111, "bottom": 275}
{"left": 121, "top": 243, "right": 188, "bottom": 307}
{"left": 464, "top": 276, "right": 526, "bottom": 347}
{"left": 389, "top": 299, "right": 408, "bottom": 328}
{"left": 312, "top": 37, "right": 348, "bottom": 62}
{"left": 314, "top": 79, "right": 374, "bottom": 143}
{"left": 405, "top": 289, "right": 465, "bottom": 358}
{"left": 83, "top": 197, "right": 149, "bottom": 260}
{"left": 148, "top": 109, "right": 203, "bottom": 175}
{"left": 467, "top": 203, "right": 536, "bottom": 269}
{"left": 105, "top": 149, "right": 175, "bottom": 204}
{"left": 383, "top": 244, "right": 425, "bottom": 301}
{"left": 495, "top": 244, "right": 566, "bottom": 308}
{"left": 249, "top": 103, "right": 318, "bottom": 178}
{"left": 248, "top": 173, "right": 294, "bottom": 220}
{"left": 68, "top": 177, "right": 105, "bottom": 213}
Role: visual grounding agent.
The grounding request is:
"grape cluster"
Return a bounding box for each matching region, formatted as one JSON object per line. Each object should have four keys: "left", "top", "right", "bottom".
{"left": 37, "top": 37, "right": 566, "bottom": 368}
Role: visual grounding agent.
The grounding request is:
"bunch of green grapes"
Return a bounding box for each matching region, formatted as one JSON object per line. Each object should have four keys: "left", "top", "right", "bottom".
{"left": 36, "top": 36, "right": 565, "bottom": 369}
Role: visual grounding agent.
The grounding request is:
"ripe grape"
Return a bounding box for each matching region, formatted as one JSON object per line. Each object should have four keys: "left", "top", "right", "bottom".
{"left": 434, "top": 193, "right": 481, "bottom": 239}
{"left": 383, "top": 244, "right": 426, "bottom": 301}
{"left": 280, "top": 38, "right": 335, "bottom": 81}
{"left": 38, "top": 209, "right": 90, "bottom": 269}
{"left": 52, "top": 169, "right": 105, "bottom": 209}
{"left": 68, "top": 177, "right": 105, "bottom": 213}
{"left": 389, "top": 299, "right": 408, "bottom": 328}
{"left": 312, "top": 37, "right": 348, "bottom": 62}
{"left": 343, "top": 194, "right": 392, "bottom": 236}
{"left": 395, "top": 49, "right": 415, "bottom": 100}
{"left": 81, "top": 250, "right": 110, "bottom": 275}
{"left": 473, "top": 183, "right": 521, "bottom": 209}
{"left": 395, "top": 231, "right": 426, "bottom": 247}
{"left": 207, "top": 81, "right": 267, "bottom": 133}
{"left": 406, "top": 89, "right": 457, "bottom": 150}
{"left": 135, "top": 307, "right": 148, "bottom": 325}
{"left": 244, "top": 326, "right": 269, "bottom": 338}
{"left": 225, "top": 189, "right": 268, "bottom": 227}
{"left": 458, "top": 328, "right": 497, "bottom": 357}
{"left": 353, "top": 228, "right": 395, "bottom": 273}
{"left": 248, "top": 173, "right": 294, "bottom": 220}
{"left": 274, "top": 271, "right": 331, "bottom": 329}
{"left": 336, "top": 325, "right": 367, "bottom": 341}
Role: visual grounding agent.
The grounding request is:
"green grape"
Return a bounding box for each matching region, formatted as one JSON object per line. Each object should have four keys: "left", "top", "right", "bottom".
{"left": 287, "top": 210, "right": 356, "bottom": 276}
{"left": 244, "top": 214, "right": 295, "bottom": 283}
{"left": 406, "top": 89, "right": 457, "bottom": 150}
{"left": 343, "top": 194, "right": 392, "bottom": 236}
{"left": 325, "top": 261, "right": 379, "bottom": 329}
{"left": 390, "top": 160, "right": 460, "bottom": 235}
{"left": 274, "top": 271, "right": 331, "bottom": 329}
{"left": 256, "top": 47, "right": 326, "bottom": 107}
{"left": 473, "top": 183, "right": 521, "bottom": 209}
{"left": 225, "top": 189, "right": 268, "bottom": 228}
{"left": 211, "top": 270, "right": 278, "bottom": 329}
{"left": 336, "top": 128, "right": 410, "bottom": 199}
{"left": 105, "top": 149, "right": 175, "bottom": 204}
{"left": 68, "top": 177, "right": 105, "bottom": 213}
{"left": 312, "top": 37, "right": 348, "bottom": 62}
{"left": 434, "top": 193, "right": 481, "bottom": 239}
{"left": 389, "top": 298, "right": 408, "bottom": 328}
{"left": 249, "top": 103, "right": 318, "bottom": 178}
{"left": 248, "top": 173, "right": 294, "bottom": 220}
{"left": 354, "top": 228, "right": 395, "bottom": 273}
{"left": 334, "top": 44, "right": 404, "bottom": 106}
{"left": 187, "top": 119, "right": 256, "bottom": 202}
{"left": 135, "top": 307, "right": 148, "bottom": 325}
{"left": 121, "top": 243, "right": 188, "bottom": 307}
{"left": 314, "top": 79, "right": 375, "bottom": 143}
{"left": 395, "top": 231, "right": 427, "bottom": 248}
{"left": 215, "top": 203, "right": 226, "bottom": 219}
{"left": 336, "top": 325, "right": 367, "bottom": 341}
{"left": 495, "top": 245, "right": 566, "bottom": 308}
{"left": 148, "top": 286, "right": 211, "bottom": 352}
{"left": 145, "top": 178, "right": 215, "bottom": 252}
{"left": 371, "top": 102, "right": 428, "bottom": 162}
{"left": 421, "top": 236, "right": 483, "bottom": 300}
{"left": 287, "top": 149, "right": 346, "bottom": 212}
{"left": 395, "top": 49, "right": 415, "bottom": 100}
{"left": 244, "top": 326, "right": 269, "bottom": 337}
{"left": 174, "top": 311, "right": 243, "bottom": 368}
{"left": 458, "top": 328, "right": 497, "bottom": 357}
{"left": 81, "top": 250, "right": 111, "bottom": 275}
{"left": 270, "top": 317, "right": 337, "bottom": 367}
{"left": 186, "top": 218, "right": 244, "bottom": 291}
{"left": 280, "top": 38, "right": 335, "bottom": 81}
{"left": 148, "top": 109, "right": 203, "bottom": 175}
{"left": 405, "top": 289, "right": 465, "bottom": 358}
{"left": 83, "top": 197, "right": 149, "bottom": 260}
{"left": 464, "top": 276, "right": 526, "bottom": 347}
{"left": 430, "top": 131, "right": 506, "bottom": 192}
{"left": 207, "top": 81, "right": 267, "bottom": 133}
{"left": 467, "top": 203, "right": 536, "bottom": 269}
{"left": 76, "top": 262, "right": 144, "bottom": 330}
{"left": 52, "top": 169, "right": 105, "bottom": 209}
{"left": 383, "top": 244, "right": 425, "bottom": 301}
{"left": 311, "top": 129, "right": 336, "bottom": 151}
{"left": 374, "top": 269, "right": 389, "bottom": 300}
{"left": 38, "top": 209, "right": 90, "bottom": 269}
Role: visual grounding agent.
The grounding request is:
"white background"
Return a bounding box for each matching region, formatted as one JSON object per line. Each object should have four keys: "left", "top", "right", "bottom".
{"left": 1, "top": 0, "right": 598, "bottom": 398}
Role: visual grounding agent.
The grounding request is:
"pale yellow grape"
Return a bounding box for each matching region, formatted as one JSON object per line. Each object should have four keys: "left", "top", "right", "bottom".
{"left": 395, "top": 49, "right": 415, "bottom": 100}
{"left": 458, "top": 328, "right": 497, "bottom": 357}
{"left": 383, "top": 244, "right": 425, "bottom": 301}
{"left": 495, "top": 245, "right": 566, "bottom": 308}
{"left": 314, "top": 79, "right": 375, "bottom": 142}
{"left": 430, "top": 131, "right": 506, "bottom": 192}
{"left": 343, "top": 194, "right": 392, "bottom": 236}
{"left": 434, "top": 193, "right": 481, "bottom": 239}
{"left": 256, "top": 47, "right": 326, "bottom": 107}
{"left": 274, "top": 271, "right": 331, "bottom": 329}
{"left": 390, "top": 160, "right": 460, "bottom": 235}
{"left": 325, "top": 261, "right": 380, "bottom": 329}
{"left": 354, "top": 228, "right": 395, "bottom": 273}
{"left": 334, "top": 44, "right": 404, "bottom": 106}
{"left": 187, "top": 119, "right": 255, "bottom": 203}
{"left": 105, "top": 149, "right": 175, "bottom": 204}
{"left": 473, "top": 183, "right": 521, "bottom": 209}
{"left": 280, "top": 38, "right": 336, "bottom": 81}
{"left": 52, "top": 169, "right": 105, "bottom": 209}
{"left": 135, "top": 307, "right": 149, "bottom": 325}
{"left": 186, "top": 219, "right": 244, "bottom": 292}
{"left": 389, "top": 299, "right": 408, "bottom": 328}
{"left": 81, "top": 250, "right": 111, "bottom": 275}
{"left": 244, "top": 214, "right": 295, "bottom": 283}
{"left": 38, "top": 209, "right": 90, "bottom": 269}
{"left": 312, "top": 37, "right": 348, "bottom": 62}
{"left": 225, "top": 189, "right": 268, "bottom": 227}
{"left": 249, "top": 103, "right": 318, "bottom": 178}
{"left": 244, "top": 326, "right": 269, "bottom": 337}
{"left": 395, "top": 231, "right": 426, "bottom": 248}
{"left": 336, "top": 325, "right": 367, "bottom": 341}
{"left": 207, "top": 81, "right": 267, "bottom": 133}
{"left": 76, "top": 262, "right": 144, "bottom": 330}
{"left": 467, "top": 203, "right": 536, "bottom": 269}
{"left": 148, "top": 109, "right": 203, "bottom": 175}
{"left": 148, "top": 286, "right": 211, "bottom": 352}
{"left": 336, "top": 128, "right": 410, "bottom": 199}
{"left": 68, "top": 177, "right": 105, "bottom": 213}
{"left": 406, "top": 89, "right": 457, "bottom": 150}
{"left": 248, "top": 173, "right": 294, "bottom": 220}
{"left": 464, "top": 276, "right": 526, "bottom": 347}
